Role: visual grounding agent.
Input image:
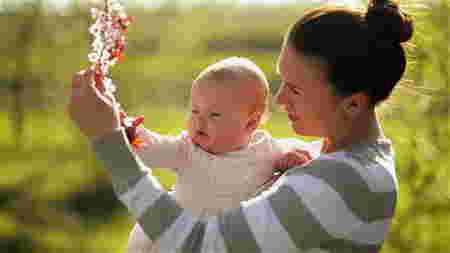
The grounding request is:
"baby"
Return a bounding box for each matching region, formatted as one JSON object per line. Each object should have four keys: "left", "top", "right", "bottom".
{"left": 126, "top": 57, "right": 315, "bottom": 253}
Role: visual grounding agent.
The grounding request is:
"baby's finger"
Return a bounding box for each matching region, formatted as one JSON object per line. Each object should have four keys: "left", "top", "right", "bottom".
{"left": 282, "top": 157, "right": 290, "bottom": 169}
{"left": 284, "top": 152, "right": 299, "bottom": 162}
{"left": 294, "top": 149, "right": 312, "bottom": 161}
{"left": 285, "top": 157, "right": 298, "bottom": 169}
{"left": 279, "top": 159, "right": 287, "bottom": 170}
{"left": 273, "top": 158, "right": 283, "bottom": 170}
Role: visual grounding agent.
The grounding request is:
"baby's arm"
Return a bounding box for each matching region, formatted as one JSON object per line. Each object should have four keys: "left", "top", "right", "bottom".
{"left": 130, "top": 126, "right": 188, "bottom": 174}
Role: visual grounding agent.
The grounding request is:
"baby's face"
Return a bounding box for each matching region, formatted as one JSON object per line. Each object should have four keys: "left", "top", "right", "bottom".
{"left": 187, "top": 80, "right": 260, "bottom": 154}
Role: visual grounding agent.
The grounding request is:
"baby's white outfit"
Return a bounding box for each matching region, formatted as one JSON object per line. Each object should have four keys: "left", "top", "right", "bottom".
{"left": 127, "top": 128, "right": 314, "bottom": 253}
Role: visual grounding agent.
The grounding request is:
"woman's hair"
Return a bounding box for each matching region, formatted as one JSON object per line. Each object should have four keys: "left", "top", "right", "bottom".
{"left": 286, "top": 0, "right": 414, "bottom": 106}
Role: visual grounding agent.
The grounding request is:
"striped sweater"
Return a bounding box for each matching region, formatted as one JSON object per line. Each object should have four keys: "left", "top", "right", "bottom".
{"left": 93, "top": 129, "right": 398, "bottom": 253}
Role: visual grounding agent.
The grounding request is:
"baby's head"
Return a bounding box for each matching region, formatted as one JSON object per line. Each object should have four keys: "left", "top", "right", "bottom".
{"left": 187, "top": 57, "right": 270, "bottom": 154}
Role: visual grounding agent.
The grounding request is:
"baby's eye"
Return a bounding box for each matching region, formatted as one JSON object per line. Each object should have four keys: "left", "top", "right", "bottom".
{"left": 191, "top": 109, "right": 200, "bottom": 114}
{"left": 210, "top": 112, "right": 221, "bottom": 118}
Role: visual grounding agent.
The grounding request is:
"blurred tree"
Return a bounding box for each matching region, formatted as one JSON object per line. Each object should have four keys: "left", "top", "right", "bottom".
{"left": 0, "top": 1, "right": 91, "bottom": 252}
{"left": 383, "top": 0, "right": 450, "bottom": 252}
{"left": 1, "top": 0, "right": 45, "bottom": 150}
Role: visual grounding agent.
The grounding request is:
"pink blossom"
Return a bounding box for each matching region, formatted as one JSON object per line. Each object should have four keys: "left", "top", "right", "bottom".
{"left": 88, "top": 0, "right": 131, "bottom": 96}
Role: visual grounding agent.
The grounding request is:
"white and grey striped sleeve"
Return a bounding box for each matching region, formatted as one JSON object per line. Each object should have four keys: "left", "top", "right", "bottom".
{"left": 93, "top": 129, "right": 396, "bottom": 253}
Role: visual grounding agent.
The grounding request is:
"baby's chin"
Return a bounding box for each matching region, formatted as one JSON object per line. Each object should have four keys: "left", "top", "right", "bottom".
{"left": 196, "top": 142, "right": 218, "bottom": 154}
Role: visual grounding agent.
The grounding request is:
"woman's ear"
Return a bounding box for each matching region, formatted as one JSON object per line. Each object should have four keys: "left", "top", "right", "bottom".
{"left": 341, "top": 92, "right": 370, "bottom": 118}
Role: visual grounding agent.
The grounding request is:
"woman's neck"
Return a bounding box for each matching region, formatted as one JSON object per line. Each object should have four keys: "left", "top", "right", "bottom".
{"left": 322, "top": 111, "right": 383, "bottom": 153}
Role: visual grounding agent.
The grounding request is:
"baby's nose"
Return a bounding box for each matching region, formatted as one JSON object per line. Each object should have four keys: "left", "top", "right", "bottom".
{"left": 193, "top": 116, "right": 207, "bottom": 130}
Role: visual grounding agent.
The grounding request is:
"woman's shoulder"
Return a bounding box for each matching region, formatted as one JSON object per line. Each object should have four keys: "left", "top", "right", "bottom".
{"left": 281, "top": 148, "right": 398, "bottom": 221}
{"left": 285, "top": 143, "right": 397, "bottom": 195}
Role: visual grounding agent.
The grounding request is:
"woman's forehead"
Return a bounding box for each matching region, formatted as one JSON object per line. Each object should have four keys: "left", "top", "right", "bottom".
{"left": 277, "top": 45, "right": 306, "bottom": 83}
{"left": 278, "top": 45, "right": 328, "bottom": 85}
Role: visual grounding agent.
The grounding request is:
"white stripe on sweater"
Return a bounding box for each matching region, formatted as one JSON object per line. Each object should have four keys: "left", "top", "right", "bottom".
{"left": 157, "top": 212, "right": 201, "bottom": 253}
{"left": 201, "top": 217, "right": 229, "bottom": 253}
{"left": 243, "top": 197, "right": 299, "bottom": 253}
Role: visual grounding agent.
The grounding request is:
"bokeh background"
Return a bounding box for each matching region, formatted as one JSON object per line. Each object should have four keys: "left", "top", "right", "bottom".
{"left": 1, "top": 0, "right": 449, "bottom": 252}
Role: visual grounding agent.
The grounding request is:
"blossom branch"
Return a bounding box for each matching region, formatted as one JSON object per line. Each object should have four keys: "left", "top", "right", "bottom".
{"left": 88, "top": 0, "right": 144, "bottom": 148}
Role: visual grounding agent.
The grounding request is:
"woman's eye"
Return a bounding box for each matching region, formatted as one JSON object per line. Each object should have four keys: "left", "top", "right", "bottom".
{"left": 191, "top": 110, "right": 199, "bottom": 114}
{"left": 290, "top": 86, "right": 301, "bottom": 95}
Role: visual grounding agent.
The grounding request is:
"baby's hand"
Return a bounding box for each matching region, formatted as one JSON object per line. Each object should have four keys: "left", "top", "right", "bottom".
{"left": 274, "top": 149, "right": 312, "bottom": 172}
{"left": 120, "top": 111, "right": 145, "bottom": 148}
{"left": 255, "top": 150, "right": 313, "bottom": 194}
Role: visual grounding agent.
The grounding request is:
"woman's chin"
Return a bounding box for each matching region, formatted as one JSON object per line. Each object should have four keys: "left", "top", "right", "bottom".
{"left": 291, "top": 122, "right": 307, "bottom": 136}
{"left": 289, "top": 121, "right": 301, "bottom": 132}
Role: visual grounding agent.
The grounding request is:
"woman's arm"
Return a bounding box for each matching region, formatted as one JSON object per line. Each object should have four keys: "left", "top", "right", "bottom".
{"left": 93, "top": 129, "right": 395, "bottom": 253}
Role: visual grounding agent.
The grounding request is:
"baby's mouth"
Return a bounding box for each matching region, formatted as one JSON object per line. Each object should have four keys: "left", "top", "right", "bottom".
{"left": 191, "top": 130, "right": 209, "bottom": 149}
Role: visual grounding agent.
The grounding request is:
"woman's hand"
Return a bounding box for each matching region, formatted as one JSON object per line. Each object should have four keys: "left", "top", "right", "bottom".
{"left": 68, "top": 68, "right": 121, "bottom": 140}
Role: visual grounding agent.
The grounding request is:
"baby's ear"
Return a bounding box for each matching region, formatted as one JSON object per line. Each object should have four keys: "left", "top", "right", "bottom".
{"left": 246, "top": 111, "right": 262, "bottom": 131}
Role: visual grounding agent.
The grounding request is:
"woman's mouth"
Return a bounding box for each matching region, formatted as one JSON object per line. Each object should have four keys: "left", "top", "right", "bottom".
{"left": 288, "top": 113, "right": 297, "bottom": 121}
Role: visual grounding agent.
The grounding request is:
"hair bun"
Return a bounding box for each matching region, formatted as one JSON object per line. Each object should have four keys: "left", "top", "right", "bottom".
{"left": 366, "top": 0, "right": 414, "bottom": 44}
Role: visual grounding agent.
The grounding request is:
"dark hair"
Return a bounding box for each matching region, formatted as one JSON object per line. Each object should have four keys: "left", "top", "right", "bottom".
{"left": 286, "top": 0, "right": 414, "bottom": 106}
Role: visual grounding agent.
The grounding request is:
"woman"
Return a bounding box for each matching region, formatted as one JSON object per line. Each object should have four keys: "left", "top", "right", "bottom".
{"left": 69, "top": 0, "right": 413, "bottom": 252}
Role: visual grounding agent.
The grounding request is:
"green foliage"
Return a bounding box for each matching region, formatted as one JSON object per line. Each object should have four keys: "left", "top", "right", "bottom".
{"left": 0, "top": 0, "right": 449, "bottom": 252}
{"left": 379, "top": 1, "right": 450, "bottom": 252}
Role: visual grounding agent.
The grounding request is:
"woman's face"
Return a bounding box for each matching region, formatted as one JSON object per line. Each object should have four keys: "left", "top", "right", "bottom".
{"left": 275, "top": 44, "right": 342, "bottom": 138}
